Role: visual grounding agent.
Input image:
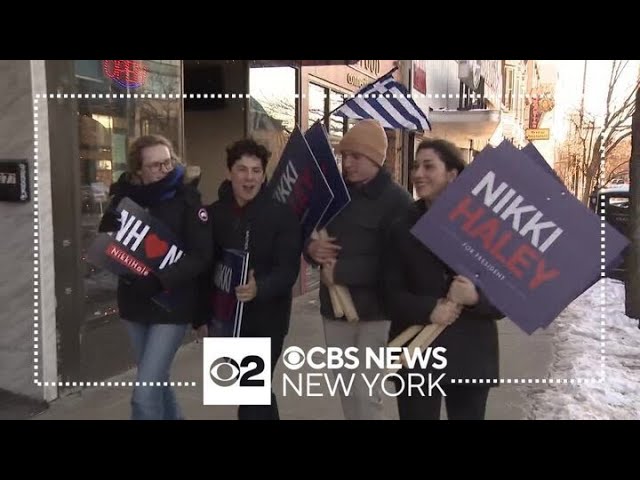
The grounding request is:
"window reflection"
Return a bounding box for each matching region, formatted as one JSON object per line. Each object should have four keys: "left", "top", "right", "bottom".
{"left": 329, "top": 89, "right": 346, "bottom": 147}
{"left": 308, "top": 83, "right": 325, "bottom": 128}
{"left": 248, "top": 65, "right": 297, "bottom": 178}
{"left": 308, "top": 82, "right": 350, "bottom": 172}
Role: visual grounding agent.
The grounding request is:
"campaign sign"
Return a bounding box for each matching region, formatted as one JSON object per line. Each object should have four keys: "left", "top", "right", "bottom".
{"left": 304, "top": 122, "right": 351, "bottom": 230}
{"left": 86, "top": 197, "right": 186, "bottom": 311}
{"left": 522, "top": 142, "right": 626, "bottom": 284}
{"left": 267, "top": 125, "right": 334, "bottom": 241}
{"left": 410, "top": 140, "right": 630, "bottom": 334}
{"left": 209, "top": 249, "right": 250, "bottom": 338}
{"left": 521, "top": 143, "right": 564, "bottom": 184}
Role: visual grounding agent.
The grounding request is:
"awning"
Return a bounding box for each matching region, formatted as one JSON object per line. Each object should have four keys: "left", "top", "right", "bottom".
{"left": 299, "top": 60, "right": 360, "bottom": 66}
{"left": 250, "top": 60, "right": 360, "bottom": 68}
{"left": 427, "top": 109, "right": 501, "bottom": 148}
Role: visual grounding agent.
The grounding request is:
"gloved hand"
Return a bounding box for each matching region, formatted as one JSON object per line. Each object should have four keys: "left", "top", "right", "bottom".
{"left": 98, "top": 206, "right": 122, "bottom": 233}
{"left": 127, "top": 273, "right": 164, "bottom": 299}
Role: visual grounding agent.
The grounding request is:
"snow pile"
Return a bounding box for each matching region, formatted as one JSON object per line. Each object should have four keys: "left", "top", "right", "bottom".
{"left": 526, "top": 279, "right": 640, "bottom": 420}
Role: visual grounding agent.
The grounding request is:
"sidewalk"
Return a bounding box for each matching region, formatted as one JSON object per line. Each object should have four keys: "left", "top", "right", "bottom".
{"left": 33, "top": 289, "right": 554, "bottom": 420}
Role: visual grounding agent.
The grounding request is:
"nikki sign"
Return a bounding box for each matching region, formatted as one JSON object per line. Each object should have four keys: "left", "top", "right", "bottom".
{"left": 111, "top": 207, "right": 184, "bottom": 270}
{"left": 449, "top": 170, "right": 561, "bottom": 290}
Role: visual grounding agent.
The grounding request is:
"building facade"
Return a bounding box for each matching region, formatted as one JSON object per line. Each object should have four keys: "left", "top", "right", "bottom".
{"left": 499, "top": 60, "right": 536, "bottom": 148}
{"left": 408, "top": 60, "right": 503, "bottom": 196}
{"left": 0, "top": 59, "right": 406, "bottom": 402}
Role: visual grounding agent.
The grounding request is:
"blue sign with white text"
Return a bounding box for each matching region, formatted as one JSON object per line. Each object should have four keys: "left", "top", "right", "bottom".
{"left": 304, "top": 122, "right": 351, "bottom": 230}
{"left": 410, "top": 141, "right": 630, "bottom": 334}
{"left": 267, "top": 125, "right": 334, "bottom": 241}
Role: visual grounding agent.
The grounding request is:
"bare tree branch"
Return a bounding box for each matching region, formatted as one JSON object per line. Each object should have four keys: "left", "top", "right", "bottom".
{"left": 606, "top": 129, "right": 633, "bottom": 157}
{"left": 606, "top": 78, "right": 639, "bottom": 128}
{"left": 611, "top": 60, "right": 628, "bottom": 90}
{"left": 604, "top": 160, "right": 629, "bottom": 185}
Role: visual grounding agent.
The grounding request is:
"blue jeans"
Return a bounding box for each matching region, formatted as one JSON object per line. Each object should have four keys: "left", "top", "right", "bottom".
{"left": 123, "top": 320, "right": 188, "bottom": 420}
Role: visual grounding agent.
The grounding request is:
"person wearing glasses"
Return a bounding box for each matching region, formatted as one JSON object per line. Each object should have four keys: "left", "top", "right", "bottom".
{"left": 98, "top": 134, "right": 212, "bottom": 420}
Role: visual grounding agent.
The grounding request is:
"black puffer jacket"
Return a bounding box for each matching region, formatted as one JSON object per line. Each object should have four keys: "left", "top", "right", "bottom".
{"left": 304, "top": 168, "right": 413, "bottom": 322}
{"left": 98, "top": 166, "right": 212, "bottom": 325}
{"left": 383, "top": 199, "right": 505, "bottom": 382}
{"left": 196, "top": 180, "right": 302, "bottom": 340}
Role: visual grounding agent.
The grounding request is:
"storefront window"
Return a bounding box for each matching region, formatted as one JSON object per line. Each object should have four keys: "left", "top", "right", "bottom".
{"left": 308, "top": 82, "right": 350, "bottom": 171}
{"left": 308, "top": 83, "right": 325, "bottom": 128}
{"left": 248, "top": 63, "right": 297, "bottom": 178}
{"left": 76, "top": 60, "right": 183, "bottom": 323}
{"left": 329, "top": 89, "right": 347, "bottom": 146}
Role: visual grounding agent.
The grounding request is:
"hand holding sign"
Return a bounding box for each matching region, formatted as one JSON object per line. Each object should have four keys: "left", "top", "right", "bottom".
{"left": 430, "top": 298, "right": 463, "bottom": 325}
{"left": 447, "top": 276, "right": 479, "bottom": 306}
{"left": 307, "top": 235, "right": 342, "bottom": 264}
{"left": 389, "top": 294, "right": 464, "bottom": 367}
{"left": 236, "top": 269, "right": 257, "bottom": 303}
{"left": 394, "top": 289, "right": 465, "bottom": 365}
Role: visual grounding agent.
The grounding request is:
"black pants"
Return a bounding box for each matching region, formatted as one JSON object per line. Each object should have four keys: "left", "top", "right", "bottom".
{"left": 397, "top": 384, "right": 491, "bottom": 420}
{"left": 237, "top": 334, "right": 284, "bottom": 421}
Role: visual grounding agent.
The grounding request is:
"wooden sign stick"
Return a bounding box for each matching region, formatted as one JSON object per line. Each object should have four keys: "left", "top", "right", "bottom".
{"left": 387, "top": 325, "right": 423, "bottom": 348}
{"left": 400, "top": 324, "right": 447, "bottom": 367}
{"left": 311, "top": 230, "right": 344, "bottom": 318}
{"left": 317, "top": 229, "right": 359, "bottom": 321}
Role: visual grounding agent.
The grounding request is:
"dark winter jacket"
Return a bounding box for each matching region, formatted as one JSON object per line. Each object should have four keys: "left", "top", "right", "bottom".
{"left": 98, "top": 166, "right": 213, "bottom": 325}
{"left": 196, "top": 180, "right": 303, "bottom": 340}
{"left": 305, "top": 168, "right": 413, "bottom": 322}
{"left": 382, "top": 199, "right": 505, "bottom": 382}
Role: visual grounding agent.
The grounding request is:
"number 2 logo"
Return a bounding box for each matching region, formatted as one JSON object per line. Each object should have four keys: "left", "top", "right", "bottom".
{"left": 209, "top": 355, "right": 265, "bottom": 387}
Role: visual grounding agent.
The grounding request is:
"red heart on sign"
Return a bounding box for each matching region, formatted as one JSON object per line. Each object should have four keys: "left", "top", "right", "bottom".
{"left": 144, "top": 233, "right": 169, "bottom": 259}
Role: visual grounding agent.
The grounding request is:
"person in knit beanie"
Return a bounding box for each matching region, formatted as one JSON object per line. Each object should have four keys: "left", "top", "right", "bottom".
{"left": 336, "top": 118, "right": 389, "bottom": 172}
{"left": 304, "top": 118, "right": 413, "bottom": 420}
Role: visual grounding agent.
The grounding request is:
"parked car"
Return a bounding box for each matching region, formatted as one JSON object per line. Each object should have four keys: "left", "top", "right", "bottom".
{"left": 589, "top": 184, "right": 630, "bottom": 281}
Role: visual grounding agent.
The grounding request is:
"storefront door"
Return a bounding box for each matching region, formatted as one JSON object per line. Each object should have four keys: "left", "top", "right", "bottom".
{"left": 46, "top": 60, "right": 184, "bottom": 385}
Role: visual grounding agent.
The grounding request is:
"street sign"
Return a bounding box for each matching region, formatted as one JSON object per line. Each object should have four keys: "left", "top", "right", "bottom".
{"left": 525, "top": 128, "right": 550, "bottom": 140}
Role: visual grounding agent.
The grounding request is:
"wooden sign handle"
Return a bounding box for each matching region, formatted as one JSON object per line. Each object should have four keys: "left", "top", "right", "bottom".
{"left": 388, "top": 325, "right": 423, "bottom": 348}
{"left": 316, "top": 228, "right": 359, "bottom": 321}
{"left": 400, "top": 324, "right": 447, "bottom": 367}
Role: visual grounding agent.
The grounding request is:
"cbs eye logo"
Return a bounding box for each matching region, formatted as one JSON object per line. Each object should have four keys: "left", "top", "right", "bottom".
{"left": 209, "top": 355, "right": 265, "bottom": 387}
{"left": 282, "top": 346, "right": 305, "bottom": 370}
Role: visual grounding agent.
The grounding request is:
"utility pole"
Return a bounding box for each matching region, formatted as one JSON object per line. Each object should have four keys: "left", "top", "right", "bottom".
{"left": 576, "top": 60, "right": 588, "bottom": 200}
{"left": 579, "top": 60, "right": 587, "bottom": 130}
{"left": 625, "top": 79, "right": 640, "bottom": 322}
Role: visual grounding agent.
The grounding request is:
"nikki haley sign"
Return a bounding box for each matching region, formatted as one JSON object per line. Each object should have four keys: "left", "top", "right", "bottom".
{"left": 86, "top": 197, "right": 187, "bottom": 311}
{"left": 410, "top": 141, "right": 630, "bottom": 334}
{"left": 267, "top": 125, "right": 334, "bottom": 242}
{"left": 210, "top": 249, "right": 250, "bottom": 337}
{"left": 88, "top": 197, "right": 186, "bottom": 275}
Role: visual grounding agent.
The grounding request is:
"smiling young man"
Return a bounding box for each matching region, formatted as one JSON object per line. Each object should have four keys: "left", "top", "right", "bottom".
{"left": 196, "top": 138, "right": 302, "bottom": 420}
{"left": 304, "top": 119, "right": 414, "bottom": 420}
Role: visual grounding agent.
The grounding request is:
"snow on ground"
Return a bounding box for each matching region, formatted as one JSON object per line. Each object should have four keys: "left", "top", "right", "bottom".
{"left": 526, "top": 278, "right": 640, "bottom": 419}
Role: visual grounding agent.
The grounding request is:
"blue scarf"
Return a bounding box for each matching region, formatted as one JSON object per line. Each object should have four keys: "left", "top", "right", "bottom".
{"left": 111, "top": 165, "right": 186, "bottom": 208}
